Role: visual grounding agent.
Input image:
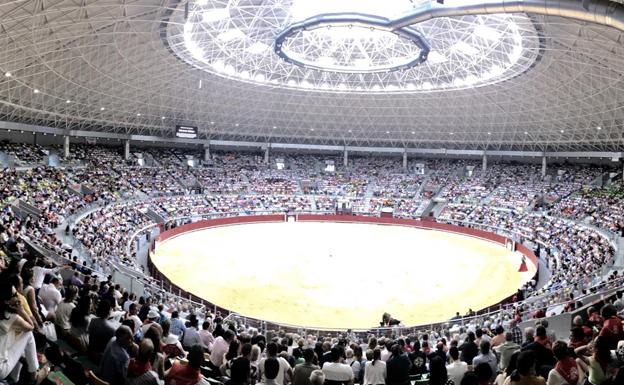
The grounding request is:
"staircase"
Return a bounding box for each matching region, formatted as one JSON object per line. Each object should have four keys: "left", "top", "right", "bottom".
{"left": 613, "top": 236, "right": 624, "bottom": 271}
{"left": 362, "top": 178, "right": 377, "bottom": 211}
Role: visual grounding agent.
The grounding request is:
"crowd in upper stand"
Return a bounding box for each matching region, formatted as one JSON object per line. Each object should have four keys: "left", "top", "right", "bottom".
{"left": 1, "top": 140, "right": 624, "bottom": 384}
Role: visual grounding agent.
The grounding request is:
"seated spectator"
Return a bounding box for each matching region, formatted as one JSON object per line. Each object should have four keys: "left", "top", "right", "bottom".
{"left": 126, "top": 338, "right": 160, "bottom": 385}
{"left": 547, "top": 341, "right": 583, "bottom": 385}
{"left": 293, "top": 348, "right": 320, "bottom": 385}
{"left": 491, "top": 326, "right": 506, "bottom": 348}
{"left": 446, "top": 347, "right": 468, "bottom": 385}
{"left": 508, "top": 351, "right": 546, "bottom": 385}
{"left": 0, "top": 283, "right": 48, "bottom": 384}
{"left": 575, "top": 336, "right": 618, "bottom": 385}
{"left": 165, "top": 344, "right": 204, "bottom": 385}
{"left": 494, "top": 351, "right": 518, "bottom": 385}
{"left": 98, "top": 325, "right": 135, "bottom": 385}
{"left": 364, "top": 349, "right": 386, "bottom": 385}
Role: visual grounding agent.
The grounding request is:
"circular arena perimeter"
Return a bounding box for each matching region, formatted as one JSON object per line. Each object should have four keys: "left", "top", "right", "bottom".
{"left": 149, "top": 215, "right": 537, "bottom": 330}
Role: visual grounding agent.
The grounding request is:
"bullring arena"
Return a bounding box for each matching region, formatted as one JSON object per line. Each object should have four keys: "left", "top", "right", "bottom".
{"left": 150, "top": 216, "right": 536, "bottom": 329}
{"left": 2, "top": 1, "right": 624, "bottom": 385}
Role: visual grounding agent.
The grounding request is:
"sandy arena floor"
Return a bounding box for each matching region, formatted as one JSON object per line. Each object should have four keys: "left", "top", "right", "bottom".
{"left": 151, "top": 221, "right": 535, "bottom": 329}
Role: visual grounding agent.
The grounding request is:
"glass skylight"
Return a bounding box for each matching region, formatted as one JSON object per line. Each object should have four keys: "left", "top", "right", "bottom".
{"left": 167, "top": 0, "right": 540, "bottom": 93}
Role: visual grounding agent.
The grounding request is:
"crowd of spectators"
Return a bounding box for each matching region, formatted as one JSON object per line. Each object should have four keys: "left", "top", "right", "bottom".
{"left": 2, "top": 248, "right": 624, "bottom": 385}
{"left": 1, "top": 143, "right": 624, "bottom": 384}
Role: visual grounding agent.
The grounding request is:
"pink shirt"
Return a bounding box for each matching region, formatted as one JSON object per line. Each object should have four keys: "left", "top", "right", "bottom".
{"left": 210, "top": 336, "right": 229, "bottom": 367}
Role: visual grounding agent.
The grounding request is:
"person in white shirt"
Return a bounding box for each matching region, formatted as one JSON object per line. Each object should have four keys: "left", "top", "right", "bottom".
{"left": 125, "top": 303, "right": 142, "bottom": 335}
{"left": 32, "top": 261, "right": 61, "bottom": 290}
{"left": 379, "top": 340, "right": 391, "bottom": 362}
{"left": 54, "top": 285, "right": 77, "bottom": 333}
{"left": 181, "top": 316, "right": 202, "bottom": 349}
{"left": 258, "top": 342, "right": 293, "bottom": 385}
{"left": 322, "top": 347, "right": 354, "bottom": 385}
{"left": 310, "top": 370, "right": 325, "bottom": 385}
{"left": 446, "top": 347, "right": 468, "bottom": 385}
{"left": 364, "top": 349, "right": 386, "bottom": 385}
{"left": 211, "top": 329, "right": 236, "bottom": 368}
{"left": 39, "top": 277, "right": 63, "bottom": 317}
{"left": 199, "top": 320, "right": 215, "bottom": 352}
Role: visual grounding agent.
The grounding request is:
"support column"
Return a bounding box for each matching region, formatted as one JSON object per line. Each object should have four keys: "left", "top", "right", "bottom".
{"left": 403, "top": 150, "right": 408, "bottom": 170}
{"left": 203, "top": 144, "right": 210, "bottom": 162}
{"left": 343, "top": 147, "right": 348, "bottom": 167}
{"left": 63, "top": 135, "right": 70, "bottom": 158}
{"left": 264, "top": 146, "right": 269, "bottom": 164}
{"left": 482, "top": 153, "right": 487, "bottom": 172}
{"left": 542, "top": 155, "right": 547, "bottom": 178}
{"left": 124, "top": 140, "right": 130, "bottom": 161}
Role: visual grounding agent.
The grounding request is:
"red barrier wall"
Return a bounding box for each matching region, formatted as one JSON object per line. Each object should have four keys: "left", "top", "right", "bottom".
{"left": 155, "top": 214, "right": 285, "bottom": 243}
{"left": 296, "top": 214, "right": 509, "bottom": 245}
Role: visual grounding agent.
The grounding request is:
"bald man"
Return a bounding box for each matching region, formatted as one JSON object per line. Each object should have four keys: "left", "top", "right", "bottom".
{"left": 98, "top": 325, "right": 135, "bottom": 384}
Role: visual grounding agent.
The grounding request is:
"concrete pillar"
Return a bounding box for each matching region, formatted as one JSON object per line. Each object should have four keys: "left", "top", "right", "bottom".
{"left": 264, "top": 146, "right": 269, "bottom": 164}
{"left": 403, "top": 150, "right": 408, "bottom": 170}
{"left": 542, "top": 156, "right": 547, "bottom": 178}
{"left": 343, "top": 148, "right": 348, "bottom": 167}
{"left": 203, "top": 144, "right": 210, "bottom": 162}
{"left": 482, "top": 153, "right": 487, "bottom": 172}
{"left": 63, "top": 135, "right": 70, "bottom": 158}
{"left": 124, "top": 140, "right": 130, "bottom": 161}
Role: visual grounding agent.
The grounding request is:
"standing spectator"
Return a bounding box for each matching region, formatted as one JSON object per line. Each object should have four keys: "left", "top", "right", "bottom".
{"left": 199, "top": 320, "right": 215, "bottom": 352}
{"left": 508, "top": 351, "right": 546, "bottom": 385}
{"left": 429, "top": 356, "right": 453, "bottom": 385}
{"left": 446, "top": 347, "right": 468, "bottom": 385}
{"left": 598, "top": 304, "right": 624, "bottom": 349}
{"left": 323, "top": 346, "right": 354, "bottom": 385}
{"left": 293, "top": 348, "right": 320, "bottom": 385}
{"left": 55, "top": 285, "right": 77, "bottom": 335}
{"left": 364, "top": 349, "right": 386, "bottom": 385}
{"left": 385, "top": 344, "right": 410, "bottom": 385}
{"left": 494, "top": 333, "right": 520, "bottom": 372}
{"left": 472, "top": 341, "right": 497, "bottom": 382}
{"left": 459, "top": 332, "right": 479, "bottom": 365}
{"left": 212, "top": 330, "right": 236, "bottom": 369}
{"left": 408, "top": 340, "right": 427, "bottom": 375}
{"left": 88, "top": 299, "right": 117, "bottom": 361}
{"left": 39, "top": 276, "right": 63, "bottom": 317}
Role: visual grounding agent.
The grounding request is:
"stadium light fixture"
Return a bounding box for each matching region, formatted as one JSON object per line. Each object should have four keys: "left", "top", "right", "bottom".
{"left": 65, "top": 99, "right": 71, "bottom": 103}
{"left": 4, "top": 72, "right": 11, "bottom": 77}
{"left": 33, "top": 89, "right": 40, "bottom": 94}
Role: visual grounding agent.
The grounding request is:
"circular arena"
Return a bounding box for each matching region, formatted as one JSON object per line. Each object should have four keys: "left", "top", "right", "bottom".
{"left": 150, "top": 216, "right": 536, "bottom": 329}
{"left": 1, "top": 1, "right": 624, "bottom": 385}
